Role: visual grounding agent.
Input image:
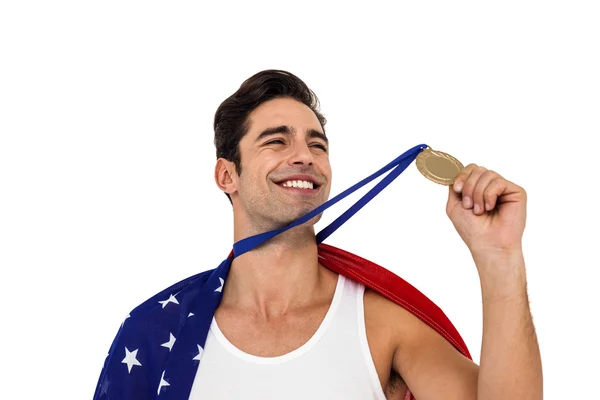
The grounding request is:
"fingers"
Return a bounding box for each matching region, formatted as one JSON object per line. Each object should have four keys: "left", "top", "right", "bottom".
{"left": 482, "top": 176, "right": 506, "bottom": 212}
{"left": 473, "top": 171, "right": 503, "bottom": 214}
{"left": 453, "top": 164, "right": 484, "bottom": 210}
{"left": 452, "top": 163, "right": 477, "bottom": 194}
{"left": 452, "top": 164, "right": 504, "bottom": 215}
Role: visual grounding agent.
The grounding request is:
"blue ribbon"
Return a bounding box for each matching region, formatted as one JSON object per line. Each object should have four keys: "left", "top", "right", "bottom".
{"left": 232, "top": 143, "right": 428, "bottom": 257}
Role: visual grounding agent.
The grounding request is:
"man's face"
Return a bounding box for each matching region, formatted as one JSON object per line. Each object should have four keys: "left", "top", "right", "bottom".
{"left": 230, "top": 97, "right": 332, "bottom": 230}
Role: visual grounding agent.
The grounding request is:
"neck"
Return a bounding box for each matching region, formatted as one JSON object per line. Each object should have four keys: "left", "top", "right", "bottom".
{"left": 223, "top": 224, "right": 331, "bottom": 317}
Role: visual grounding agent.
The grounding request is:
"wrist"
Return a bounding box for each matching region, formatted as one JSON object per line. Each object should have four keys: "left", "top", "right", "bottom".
{"left": 470, "top": 246, "right": 524, "bottom": 265}
{"left": 471, "top": 248, "right": 528, "bottom": 300}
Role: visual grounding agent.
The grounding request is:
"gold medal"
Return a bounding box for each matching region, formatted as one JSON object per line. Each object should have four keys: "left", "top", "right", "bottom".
{"left": 416, "top": 147, "right": 464, "bottom": 185}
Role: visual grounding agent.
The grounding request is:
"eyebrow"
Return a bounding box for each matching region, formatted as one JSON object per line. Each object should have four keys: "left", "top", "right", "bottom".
{"left": 255, "top": 125, "right": 329, "bottom": 145}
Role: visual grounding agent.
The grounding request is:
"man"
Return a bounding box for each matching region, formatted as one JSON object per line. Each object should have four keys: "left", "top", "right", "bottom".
{"left": 95, "top": 70, "right": 542, "bottom": 399}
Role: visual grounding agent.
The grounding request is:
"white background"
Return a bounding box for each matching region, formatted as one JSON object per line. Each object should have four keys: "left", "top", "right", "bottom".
{"left": 1, "top": 1, "right": 598, "bottom": 398}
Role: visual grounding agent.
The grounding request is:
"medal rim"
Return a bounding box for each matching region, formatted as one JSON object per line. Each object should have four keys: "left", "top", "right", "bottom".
{"left": 416, "top": 147, "right": 464, "bottom": 185}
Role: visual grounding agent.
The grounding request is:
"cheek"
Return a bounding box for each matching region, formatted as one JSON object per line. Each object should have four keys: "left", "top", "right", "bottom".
{"left": 255, "top": 154, "right": 283, "bottom": 178}
{"left": 319, "top": 158, "right": 332, "bottom": 178}
{"left": 260, "top": 152, "right": 283, "bottom": 168}
{"left": 244, "top": 157, "right": 277, "bottom": 186}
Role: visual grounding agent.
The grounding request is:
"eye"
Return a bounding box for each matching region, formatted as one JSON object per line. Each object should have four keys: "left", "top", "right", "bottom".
{"left": 310, "top": 143, "right": 328, "bottom": 151}
{"left": 265, "top": 139, "right": 285, "bottom": 145}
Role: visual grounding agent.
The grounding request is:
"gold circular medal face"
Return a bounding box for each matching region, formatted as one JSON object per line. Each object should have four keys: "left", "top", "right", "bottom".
{"left": 416, "top": 147, "right": 464, "bottom": 185}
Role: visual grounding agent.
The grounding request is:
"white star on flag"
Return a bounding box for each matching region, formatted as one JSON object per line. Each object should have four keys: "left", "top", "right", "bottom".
{"left": 99, "top": 378, "right": 110, "bottom": 395}
{"left": 121, "top": 347, "right": 142, "bottom": 373}
{"left": 193, "top": 345, "right": 204, "bottom": 361}
{"left": 215, "top": 278, "right": 224, "bottom": 293}
{"left": 161, "top": 333, "right": 176, "bottom": 351}
{"left": 188, "top": 312, "right": 194, "bottom": 318}
{"left": 157, "top": 370, "right": 170, "bottom": 395}
{"left": 158, "top": 294, "right": 179, "bottom": 309}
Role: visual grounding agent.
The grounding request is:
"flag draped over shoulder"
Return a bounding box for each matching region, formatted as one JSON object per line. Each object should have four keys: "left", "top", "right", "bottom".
{"left": 93, "top": 144, "right": 472, "bottom": 400}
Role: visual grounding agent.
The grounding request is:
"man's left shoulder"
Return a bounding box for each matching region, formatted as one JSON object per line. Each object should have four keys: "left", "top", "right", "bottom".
{"left": 363, "top": 285, "right": 461, "bottom": 355}
{"left": 363, "top": 287, "right": 418, "bottom": 334}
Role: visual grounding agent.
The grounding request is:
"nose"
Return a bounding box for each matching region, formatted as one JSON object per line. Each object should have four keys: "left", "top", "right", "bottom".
{"left": 288, "top": 139, "right": 314, "bottom": 166}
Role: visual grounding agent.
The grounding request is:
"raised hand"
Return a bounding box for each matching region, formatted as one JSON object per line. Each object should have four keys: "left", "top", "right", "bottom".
{"left": 446, "top": 164, "right": 527, "bottom": 257}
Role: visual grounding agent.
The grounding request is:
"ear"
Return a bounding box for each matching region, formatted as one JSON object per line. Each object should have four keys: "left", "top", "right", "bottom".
{"left": 215, "top": 158, "right": 238, "bottom": 196}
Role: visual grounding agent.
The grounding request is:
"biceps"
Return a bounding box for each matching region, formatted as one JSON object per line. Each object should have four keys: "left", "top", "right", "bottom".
{"left": 394, "top": 326, "right": 479, "bottom": 400}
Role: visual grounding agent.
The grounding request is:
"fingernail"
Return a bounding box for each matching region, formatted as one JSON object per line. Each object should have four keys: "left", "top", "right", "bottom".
{"left": 454, "top": 181, "right": 463, "bottom": 192}
{"left": 485, "top": 202, "right": 491, "bottom": 211}
{"left": 463, "top": 196, "right": 472, "bottom": 208}
{"left": 474, "top": 203, "right": 480, "bottom": 214}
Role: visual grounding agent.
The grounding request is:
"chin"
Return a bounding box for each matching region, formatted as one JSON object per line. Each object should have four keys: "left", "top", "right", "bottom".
{"left": 270, "top": 209, "right": 317, "bottom": 228}
{"left": 292, "top": 209, "right": 323, "bottom": 227}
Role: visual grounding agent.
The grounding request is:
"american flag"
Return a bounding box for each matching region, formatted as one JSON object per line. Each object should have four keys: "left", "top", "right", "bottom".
{"left": 93, "top": 256, "right": 233, "bottom": 399}
{"left": 92, "top": 144, "right": 471, "bottom": 399}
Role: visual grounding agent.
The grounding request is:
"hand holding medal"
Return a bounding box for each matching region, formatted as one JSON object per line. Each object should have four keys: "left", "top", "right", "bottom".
{"left": 417, "top": 146, "right": 527, "bottom": 258}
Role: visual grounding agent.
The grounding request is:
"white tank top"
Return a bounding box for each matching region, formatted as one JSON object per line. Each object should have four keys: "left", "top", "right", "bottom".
{"left": 188, "top": 274, "right": 387, "bottom": 400}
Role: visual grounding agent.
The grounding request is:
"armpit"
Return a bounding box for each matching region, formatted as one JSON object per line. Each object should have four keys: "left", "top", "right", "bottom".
{"left": 385, "top": 370, "right": 409, "bottom": 400}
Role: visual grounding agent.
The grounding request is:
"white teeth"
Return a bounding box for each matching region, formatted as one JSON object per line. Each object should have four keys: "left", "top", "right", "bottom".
{"left": 281, "top": 180, "right": 314, "bottom": 189}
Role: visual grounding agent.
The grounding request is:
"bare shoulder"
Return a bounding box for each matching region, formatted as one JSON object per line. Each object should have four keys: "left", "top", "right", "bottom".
{"left": 363, "top": 287, "right": 455, "bottom": 339}
{"left": 363, "top": 287, "right": 429, "bottom": 340}
{"left": 363, "top": 287, "right": 410, "bottom": 325}
{"left": 364, "top": 287, "right": 479, "bottom": 400}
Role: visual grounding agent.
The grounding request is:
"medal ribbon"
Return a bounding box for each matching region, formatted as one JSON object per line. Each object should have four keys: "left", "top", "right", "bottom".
{"left": 233, "top": 143, "right": 428, "bottom": 257}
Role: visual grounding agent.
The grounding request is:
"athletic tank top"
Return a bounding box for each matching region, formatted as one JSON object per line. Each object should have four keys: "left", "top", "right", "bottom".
{"left": 187, "top": 274, "right": 387, "bottom": 400}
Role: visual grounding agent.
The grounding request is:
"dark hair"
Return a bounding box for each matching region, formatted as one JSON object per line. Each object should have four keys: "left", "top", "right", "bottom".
{"left": 213, "top": 69, "right": 327, "bottom": 203}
